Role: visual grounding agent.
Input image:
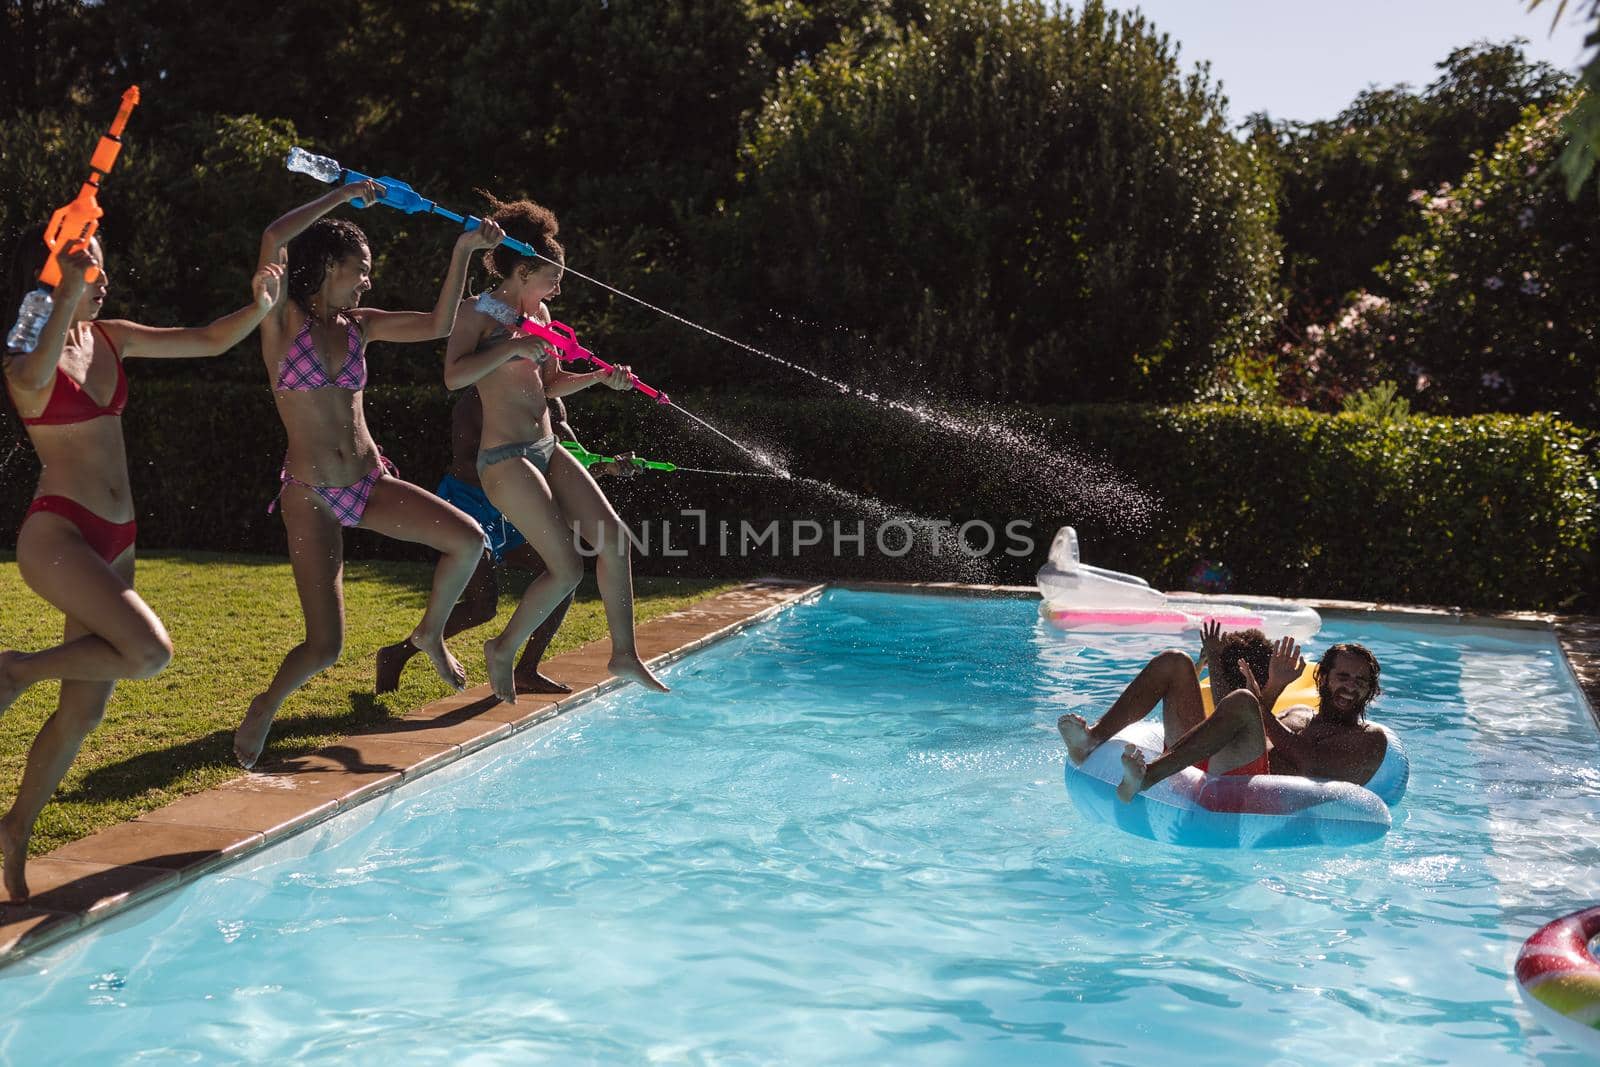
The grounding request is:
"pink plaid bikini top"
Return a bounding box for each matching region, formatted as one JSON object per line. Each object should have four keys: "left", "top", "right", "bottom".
{"left": 275, "top": 317, "right": 366, "bottom": 392}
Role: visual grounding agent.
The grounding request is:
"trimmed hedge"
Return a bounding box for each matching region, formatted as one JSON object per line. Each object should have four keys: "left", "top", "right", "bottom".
{"left": 2, "top": 383, "right": 1594, "bottom": 611}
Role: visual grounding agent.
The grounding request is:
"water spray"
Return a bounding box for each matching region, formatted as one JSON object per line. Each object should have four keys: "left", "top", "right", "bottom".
{"left": 283, "top": 147, "right": 1150, "bottom": 526}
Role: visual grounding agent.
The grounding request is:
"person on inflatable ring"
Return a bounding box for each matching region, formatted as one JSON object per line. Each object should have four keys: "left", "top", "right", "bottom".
{"left": 1057, "top": 623, "right": 1388, "bottom": 802}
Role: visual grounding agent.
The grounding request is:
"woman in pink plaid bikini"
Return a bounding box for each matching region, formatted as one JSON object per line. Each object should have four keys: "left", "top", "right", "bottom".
{"left": 233, "top": 180, "right": 506, "bottom": 769}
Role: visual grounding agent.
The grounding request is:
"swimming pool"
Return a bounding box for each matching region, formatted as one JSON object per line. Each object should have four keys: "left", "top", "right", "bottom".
{"left": 2, "top": 589, "right": 1596, "bottom": 1064}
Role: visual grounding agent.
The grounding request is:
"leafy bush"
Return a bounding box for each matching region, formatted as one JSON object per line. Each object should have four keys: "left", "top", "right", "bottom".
{"left": 1287, "top": 95, "right": 1600, "bottom": 423}
{"left": 1246, "top": 42, "right": 1570, "bottom": 320}
{"left": 1076, "top": 405, "right": 1596, "bottom": 613}
{"left": 1341, "top": 381, "right": 1410, "bottom": 421}
{"left": 2, "top": 385, "right": 1591, "bottom": 612}
{"left": 721, "top": 0, "right": 1281, "bottom": 403}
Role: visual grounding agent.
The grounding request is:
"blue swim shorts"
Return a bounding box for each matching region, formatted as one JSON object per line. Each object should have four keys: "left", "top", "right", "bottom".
{"left": 436, "top": 473, "right": 526, "bottom": 564}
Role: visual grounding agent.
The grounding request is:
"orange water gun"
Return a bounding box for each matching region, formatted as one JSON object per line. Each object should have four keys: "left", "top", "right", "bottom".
{"left": 37, "top": 86, "right": 141, "bottom": 286}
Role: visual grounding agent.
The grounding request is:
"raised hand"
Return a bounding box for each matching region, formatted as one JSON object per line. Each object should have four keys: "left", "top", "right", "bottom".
{"left": 1265, "top": 636, "right": 1305, "bottom": 694}
{"left": 343, "top": 178, "right": 385, "bottom": 208}
{"left": 1237, "top": 656, "right": 1263, "bottom": 703}
{"left": 462, "top": 219, "right": 505, "bottom": 252}
{"left": 1238, "top": 636, "right": 1305, "bottom": 707}
{"left": 1198, "top": 618, "right": 1223, "bottom": 667}
{"left": 55, "top": 244, "right": 99, "bottom": 293}
{"left": 252, "top": 259, "right": 286, "bottom": 309}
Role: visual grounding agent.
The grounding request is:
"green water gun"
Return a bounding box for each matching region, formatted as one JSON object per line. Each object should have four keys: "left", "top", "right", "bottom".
{"left": 561, "top": 441, "right": 783, "bottom": 478}
{"left": 562, "top": 441, "right": 675, "bottom": 472}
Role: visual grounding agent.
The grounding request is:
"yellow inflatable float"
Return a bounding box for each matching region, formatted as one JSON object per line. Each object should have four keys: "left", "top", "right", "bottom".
{"left": 1198, "top": 663, "right": 1319, "bottom": 717}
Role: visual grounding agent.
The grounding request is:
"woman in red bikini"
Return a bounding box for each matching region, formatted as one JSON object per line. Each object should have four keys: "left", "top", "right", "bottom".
{"left": 233, "top": 181, "right": 505, "bottom": 768}
{"left": 0, "top": 232, "right": 283, "bottom": 901}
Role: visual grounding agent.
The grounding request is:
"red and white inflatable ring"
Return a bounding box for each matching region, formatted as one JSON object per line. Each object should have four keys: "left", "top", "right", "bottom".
{"left": 1516, "top": 906, "right": 1600, "bottom": 1053}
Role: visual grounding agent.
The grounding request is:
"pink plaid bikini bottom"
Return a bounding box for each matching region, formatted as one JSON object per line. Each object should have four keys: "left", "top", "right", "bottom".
{"left": 269, "top": 453, "right": 398, "bottom": 528}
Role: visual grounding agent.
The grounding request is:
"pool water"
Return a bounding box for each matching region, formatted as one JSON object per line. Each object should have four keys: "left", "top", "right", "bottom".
{"left": 2, "top": 589, "right": 1597, "bottom": 1065}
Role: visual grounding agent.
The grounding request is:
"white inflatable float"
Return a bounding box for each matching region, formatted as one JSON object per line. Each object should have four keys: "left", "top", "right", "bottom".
{"left": 1063, "top": 659, "right": 1409, "bottom": 848}
{"left": 1065, "top": 718, "right": 1409, "bottom": 848}
{"left": 1036, "top": 527, "right": 1322, "bottom": 640}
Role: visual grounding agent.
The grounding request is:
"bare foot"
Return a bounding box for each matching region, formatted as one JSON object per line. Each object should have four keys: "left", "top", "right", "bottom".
{"left": 374, "top": 640, "right": 417, "bottom": 695}
{"left": 411, "top": 632, "right": 466, "bottom": 692}
{"left": 0, "top": 651, "right": 31, "bottom": 721}
{"left": 1057, "top": 713, "right": 1101, "bottom": 766}
{"left": 484, "top": 636, "right": 517, "bottom": 705}
{"left": 0, "top": 814, "right": 29, "bottom": 903}
{"left": 609, "top": 652, "right": 669, "bottom": 693}
{"left": 1116, "top": 745, "right": 1148, "bottom": 803}
{"left": 234, "top": 694, "right": 276, "bottom": 770}
{"left": 513, "top": 670, "right": 572, "bottom": 695}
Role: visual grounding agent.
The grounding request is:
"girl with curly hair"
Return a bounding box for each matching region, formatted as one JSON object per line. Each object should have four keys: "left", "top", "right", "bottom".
{"left": 443, "top": 194, "right": 666, "bottom": 701}
{"left": 233, "top": 182, "right": 505, "bottom": 768}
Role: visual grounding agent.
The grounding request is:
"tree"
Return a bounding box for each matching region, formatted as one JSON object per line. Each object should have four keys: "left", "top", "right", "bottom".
{"left": 720, "top": 0, "right": 1279, "bottom": 403}
{"left": 1287, "top": 96, "right": 1600, "bottom": 422}
{"left": 1247, "top": 41, "right": 1571, "bottom": 325}
{"left": 439, "top": 0, "right": 929, "bottom": 376}
{"left": 1527, "top": 0, "right": 1600, "bottom": 199}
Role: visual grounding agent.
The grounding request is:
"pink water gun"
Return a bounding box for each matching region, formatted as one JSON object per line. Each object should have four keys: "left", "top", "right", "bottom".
{"left": 514, "top": 316, "right": 670, "bottom": 406}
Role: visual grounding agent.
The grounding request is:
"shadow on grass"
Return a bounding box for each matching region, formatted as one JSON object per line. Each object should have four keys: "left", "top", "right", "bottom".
{"left": 52, "top": 571, "right": 726, "bottom": 808}
{"left": 59, "top": 689, "right": 504, "bottom": 805}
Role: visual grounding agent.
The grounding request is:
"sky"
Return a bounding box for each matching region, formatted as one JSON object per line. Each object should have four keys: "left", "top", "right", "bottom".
{"left": 1093, "top": 0, "right": 1593, "bottom": 124}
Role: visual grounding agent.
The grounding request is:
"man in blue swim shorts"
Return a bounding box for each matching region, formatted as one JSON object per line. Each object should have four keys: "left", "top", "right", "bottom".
{"left": 375, "top": 388, "right": 639, "bottom": 695}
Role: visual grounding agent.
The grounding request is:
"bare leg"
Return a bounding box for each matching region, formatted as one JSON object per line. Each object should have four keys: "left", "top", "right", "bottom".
{"left": 236, "top": 488, "right": 345, "bottom": 769}
{"left": 545, "top": 449, "right": 667, "bottom": 693}
{"left": 375, "top": 553, "right": 499, "bottom": 694}
{"left": 513, "top": 588, "right": 575, "bottom": 694}
{"left": 2, "top": 548, "right": 136, "bottom": 901}
{"left": 0, "top": 516, "right": 171, "bottom": 719}
{"left": 0, "top": 676, "right": 117, "bottom": 901}
{"left": 359, "top": 476, "right": 487, "bottom": 691}
{"left": 497, "top": 542, "right": 572, "bottom": 693}
{"left": 480, "top": 458, "right": 585, "bottom": 704}
{"left": 1058, "top": 648, "right": 1203, "bottom": 764}
{"left": 1117, "top": 691, "right": 1268, "bottom": 801}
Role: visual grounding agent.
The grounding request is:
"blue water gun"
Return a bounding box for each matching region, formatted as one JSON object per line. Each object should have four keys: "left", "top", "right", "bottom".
{"left": 286, "top": 147, "right": 543, "bottom": 259}
{"left": 287, "top": 146, "right": 672, "bottom": 403}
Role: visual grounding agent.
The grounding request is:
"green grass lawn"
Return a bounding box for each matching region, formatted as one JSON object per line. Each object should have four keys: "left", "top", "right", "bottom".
{"left": 0, "top": 551, "right": 735, "bottom": 856}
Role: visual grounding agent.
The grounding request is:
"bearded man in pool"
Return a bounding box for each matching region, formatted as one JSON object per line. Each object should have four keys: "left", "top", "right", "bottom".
{"left": 1056, "top": 624, "right": 1389, "bottom": 801}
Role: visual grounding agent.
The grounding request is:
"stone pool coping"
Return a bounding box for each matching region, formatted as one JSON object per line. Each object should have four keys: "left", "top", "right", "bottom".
{"left": 0, "top": 579, "right": 823, "bottom": 969}
{"left": 2, "top": 577, "right": 1595, "bottom": 969}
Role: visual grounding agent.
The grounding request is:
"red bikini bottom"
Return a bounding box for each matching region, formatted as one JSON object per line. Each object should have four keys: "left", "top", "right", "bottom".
{"left": 1199, "top": 751, "right": 1272, "bottom": 777}
{"left": 24, "top": 495, "right": 138, "bottom": 564}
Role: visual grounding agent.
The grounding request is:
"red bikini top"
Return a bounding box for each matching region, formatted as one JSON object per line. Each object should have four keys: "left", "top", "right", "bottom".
{"left": 18, "top": 322, "right": 128, "bottom": 426}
